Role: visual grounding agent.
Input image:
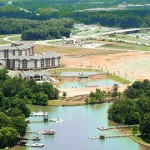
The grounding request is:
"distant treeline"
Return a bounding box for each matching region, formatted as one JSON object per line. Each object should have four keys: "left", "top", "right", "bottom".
{"left": 1, "top": 5, "right": 150, "bottom": 29}
{"left": 0, "top": 18, "right": 74, "bottom": 40}
{"left": 12, "top": 0, "right": 150, "bottom": 11}
{"left": 67, "top": 10, "right": 150, "bottom": 28}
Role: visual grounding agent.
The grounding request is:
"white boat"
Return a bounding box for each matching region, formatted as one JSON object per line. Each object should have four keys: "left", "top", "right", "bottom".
{"left": 42, "top": 129, "right": 55, "bottom": 135}
{"left": 30, "top": 111, "right": 48, "bottom": 116}
{"left": 78, "top": 72, "right": 89, "bottom": 78}
{"left": 88, "top": 136, "right": 97, "bottom": 139}
{"left": 32, "top": 135, "right": 41, "bottom": 141}
{"left": 32, "top": 143, "right": 44, "bottom": 147}
{"left": 25, "top": 143, "right": 44, "bottom": 147}
{"left": 51, "top": 118, "right": 64, "bottom": 122}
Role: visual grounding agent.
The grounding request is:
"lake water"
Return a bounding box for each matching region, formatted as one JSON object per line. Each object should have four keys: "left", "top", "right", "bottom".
{"left": 59, "top": 79, "right": 121, "bottom": 88}
{"left": 13, "top": 103, "right": 149, "bottom": 150}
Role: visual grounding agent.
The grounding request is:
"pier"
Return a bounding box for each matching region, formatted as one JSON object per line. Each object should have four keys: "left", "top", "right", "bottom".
{"left": 99, "top": 134, "right": 132, "bottom": 139}
{"left": 19, "top": 136, "right": 41, "bottom": 141}
{"left": 88, "top": 134, "right": 132, "bottom": 140}
{"left": 97, "top": 125, "right": 135, "bottom": 131}
{"left": 26, "top": 118, "right": 64, "bottom": 123}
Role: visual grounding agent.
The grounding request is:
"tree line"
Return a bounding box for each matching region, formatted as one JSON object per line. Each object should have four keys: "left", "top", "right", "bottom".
{"left": 0, "top": 68, "right": 59, "bottom": 148}
{"left": 1, "top": 5, "right": 150, "bottom": 29}
{"left": 108, "top": 79, "right": 150, "bottom": 137}
{"left": 11, "top": 0, "right": 150, "bottom": 11}
{"left": 0, "top": 17, "right": 74, "bottom": 40}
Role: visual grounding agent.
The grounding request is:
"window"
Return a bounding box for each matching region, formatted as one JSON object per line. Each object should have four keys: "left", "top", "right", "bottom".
{"left": 22, "top": 59, "right": 27, "bottom": 69}
{"left": 6, "top": 59, "right": 10, "bottom": 68}
{"left": 12, "top": 60, "right": 15, "bottom": 68}
{"left": 4, "top": 50, "right": 9, "bottom": 58}
{"left": 12, "top": 50, "right": 15, "bottom": 56}
{"left": 35, "top": 59, "right": 37, "bottom": 68}
{"left": 58, "top": 57, "right": 60, "bottom": 66}
{"left": 19, "top": 50, "right": 22, "bottom": 56}
{"left": 46, "top": 58, "right": 50, "bottom": 68}
{"left": 51, "top": 58, "right": 55, "bottom": 67}
{"left": 41, "top": 59, "right": 44, "bottom": 68}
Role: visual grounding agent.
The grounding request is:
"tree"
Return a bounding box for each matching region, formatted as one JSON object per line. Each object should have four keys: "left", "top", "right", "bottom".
{"left": 32, "top": 92, "right": 49, "bottom": 106}
{"left": 11, "top": 99, "right": 30, "bottom": 118}
{"left": 89, "top": 89, "right": 105, "bottom": 103}
{"left": 0, "top": 68, "right": 9, "bottom": 82}
{"left": 0, "top": 127, "right": 18, "bottom": 148}
{"left": 139, "top": 113, "right": 150, "bottom": 136}
{"left": 0, "top": 112, "right": 12, "bottom": 129}
{"left": 18, "top": 88, "right": 32, "bottom": 99}
{"left": 11, "top": 116, "right": 27, "bottom": 136}
{"left": 6, "top": 108, "right": 22, "bottom": 117}
{"left": 108, "top": 98, "right": 139, "bottom": 124}
{"left": 111, "top": 84, "right": 119, "bottom": 99}
{"left": 62, "top": 91, "right": 67, "bottom": 98}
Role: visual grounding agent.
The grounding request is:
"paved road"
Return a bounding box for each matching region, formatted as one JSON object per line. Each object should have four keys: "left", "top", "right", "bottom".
{"left": 2, "top": 24, "right": 150, "bottom": 53}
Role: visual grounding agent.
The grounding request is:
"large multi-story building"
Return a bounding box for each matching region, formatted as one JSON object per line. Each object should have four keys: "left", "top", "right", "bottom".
{"left": 0, "top": 41, "right": 61, "bottom": 70}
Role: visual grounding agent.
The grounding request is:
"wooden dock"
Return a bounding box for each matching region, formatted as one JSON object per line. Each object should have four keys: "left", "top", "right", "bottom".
{"left": 26, "top": 118, "right": 64, "bottom": 123}
{"left": 88, "top": 134, "right": 132, "bottom": 140}
{"left": 97, "top": 125, "right": 135, "bottom": 131}
{"left": 100, "top": 134, "right": 132, "bottom": 139}
{"left": 26, "top": 131, "right": 43, "bottom": 134}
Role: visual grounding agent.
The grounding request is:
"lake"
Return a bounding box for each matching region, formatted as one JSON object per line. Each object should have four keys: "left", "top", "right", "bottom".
{"left": 13, "top": 103, "right": 149, "bottom": 150}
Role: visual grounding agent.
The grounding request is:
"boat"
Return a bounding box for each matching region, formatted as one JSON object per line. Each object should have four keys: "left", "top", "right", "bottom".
{"left": 31, "top": 143, "right": 44, "bottom": 147}
{"left": 30, "top": 111, "right": 48, "bottom": 116}
{"left": 88, "top": 136, "right": 97, "bottom": 139}
{"left": 51, "top": 118, "right": 64, "bottom": 122}
{"left": 32, "top": 135, "right": 41, "bottom": 141}
{"left": 42, "top": 129, "right": 55, "bottom": 135}
{"left": 78, "top": 72, "right": 89, "bottom": 78}
{"left": 25, "top": 143, "right": 44, "bottom": 147}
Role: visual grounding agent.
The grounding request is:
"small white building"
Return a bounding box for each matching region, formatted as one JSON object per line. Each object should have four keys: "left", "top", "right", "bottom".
{"left": 19, "top": 71, "right": 50, "bottom": 81}
{"left": 0, "top": 41, "right": 61, "bottom": 70}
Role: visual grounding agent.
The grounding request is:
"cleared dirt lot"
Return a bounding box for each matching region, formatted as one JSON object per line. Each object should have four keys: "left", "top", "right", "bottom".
{"left": 35, "top": 45, "right": 150, "bottom": 97}
{"left": 62, "top": 51, "right": 150, "bottom": 81}
{"left": 35, "top": 45, "right": 150, "bottom": 81}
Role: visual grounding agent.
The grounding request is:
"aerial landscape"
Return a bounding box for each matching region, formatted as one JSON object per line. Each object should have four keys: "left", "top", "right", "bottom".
{"left": 0, "top": 0, "right": 150, "bottom": 150}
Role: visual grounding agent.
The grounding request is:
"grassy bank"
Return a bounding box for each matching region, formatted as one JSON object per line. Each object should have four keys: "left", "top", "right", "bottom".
{"left": 48, "top": 100, "right": 85, "bottom": 106}
{"left": 107, "top": 74, "right": 131, "bottom": 85}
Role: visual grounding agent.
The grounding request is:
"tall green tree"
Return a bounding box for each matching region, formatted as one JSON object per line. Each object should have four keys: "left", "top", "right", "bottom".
{"left": 139, "top": 113, "right": 150, "bottom": 136}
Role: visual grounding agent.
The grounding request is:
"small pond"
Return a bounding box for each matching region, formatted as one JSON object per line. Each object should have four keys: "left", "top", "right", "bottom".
{"left": 59, "top": 79, "right": 121, "bottom": 89}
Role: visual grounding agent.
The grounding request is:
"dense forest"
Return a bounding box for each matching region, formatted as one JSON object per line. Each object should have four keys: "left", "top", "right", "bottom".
{"left": 1, "top": 5, "right": 150, "bottom": 32}
{"left": 11, "top": 0, "right": 150, "bottom": 11}
{"left": 0, "top": 17, "right": 74, "bottom": 40}
{"left": 108, "top": 80, "right": 150, "bottom": 136}
{"left": 0, "top": 68, "right": 59, "bottom": 148}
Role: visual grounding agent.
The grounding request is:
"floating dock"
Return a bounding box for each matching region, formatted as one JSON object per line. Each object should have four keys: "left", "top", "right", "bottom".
{"left": 88, "top": 134, "right": 132, "bottom": 140}
{"left": 30, "top": 112, "right": 48, "bottom": 116}
{"left": 26, "top": 118, "right": 64, "bottom": 123}
{"left": 26, "top": 130, "right": 55, "bottom": 135}
{"left": 19, "top": 136, "right": 41, "bottom": 141}
{"left": 99, "top": 134, "right": 132, "bottom": 139}
{"left": 97, "top": 125, "right": 135, "bottom": 131}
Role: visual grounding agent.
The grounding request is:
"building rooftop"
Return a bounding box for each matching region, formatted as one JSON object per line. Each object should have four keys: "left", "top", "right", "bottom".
{"left": 0, "top": 42, "right": 33, "bottom": 51}
{"left": 19, "top": 71, "right": 50, "bottom": 77}
{"left": 8, "top": 52, "right": 61, "bottom": 60}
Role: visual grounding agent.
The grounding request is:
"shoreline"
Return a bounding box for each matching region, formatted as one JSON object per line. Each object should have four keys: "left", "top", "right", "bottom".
{"left": 118, "top": 127, "right": 150, "bottom": 148}
{"left": 131, "top": 136, "right": 150, "bottom": 148}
